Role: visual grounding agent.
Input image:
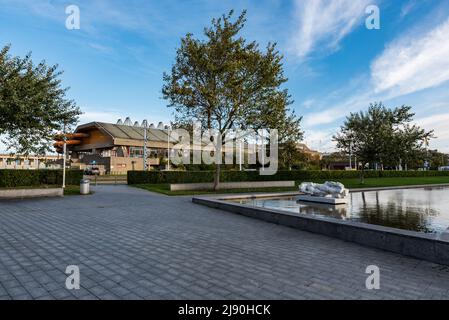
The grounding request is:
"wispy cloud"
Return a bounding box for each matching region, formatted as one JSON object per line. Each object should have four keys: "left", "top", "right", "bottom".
{"left": 290, "top": 0, "right": 372, "bottom": 61}
{"left": 371, "top": 17, "right": 449, "bottom": 97}
{"left": 400, "top": 0, "right": 418, "bottom": 18}
{"left": 304, "top": 15, "right": 449, "bottom": 129}
{"left": 303, "top": 128, "right": 337, "bottom": 153}
{"left": 79, "top": 110, "right": 123, "bottom": 124}
{"left": 416, "top": 113, "right": 449, "bottom": 152}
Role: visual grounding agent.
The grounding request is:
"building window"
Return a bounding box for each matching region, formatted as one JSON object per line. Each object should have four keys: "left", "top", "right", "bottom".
{"left": 130, "top": 147, "right": 144, "bottom": 158}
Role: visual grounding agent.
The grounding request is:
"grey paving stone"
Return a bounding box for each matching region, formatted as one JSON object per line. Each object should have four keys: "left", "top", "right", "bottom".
{"left": 0, "top": 185, "right": 448, "bottom": 300}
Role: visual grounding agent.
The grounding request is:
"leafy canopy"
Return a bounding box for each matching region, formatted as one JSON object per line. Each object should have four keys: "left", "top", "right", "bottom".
{"left": 0, "top": 44, "right": 81, "bottom": 155}
{"left": 162, "top": 10, "right": 302, "bottom": 139}
{"left": 162, "top": 10, "right": 302, "bottom": 185}
{"left": 333, "top": 102, "right": 433, "bottom": 170}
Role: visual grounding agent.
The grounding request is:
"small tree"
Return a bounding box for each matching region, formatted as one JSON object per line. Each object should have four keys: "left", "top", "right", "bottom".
{"left": 333, "top": 103, "right": 433, "bottom": 183}
{"left": 0, "top": 44, "right": 81, "bottom": 155}
{"left": 163, "top": 11, "right": 302, "bottom": 189}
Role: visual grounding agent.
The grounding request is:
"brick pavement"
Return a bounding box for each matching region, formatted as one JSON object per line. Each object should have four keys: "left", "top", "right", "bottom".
{"left": 0, "top": 185, "right": 448, "bottom": 300}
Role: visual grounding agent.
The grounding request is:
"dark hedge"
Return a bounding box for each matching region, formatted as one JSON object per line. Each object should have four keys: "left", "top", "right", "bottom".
{"left": 0, "top": 170, "right": 83, "bottom": 188}
{"left": 127, "top": 169, "right": 449, "bottom": 185}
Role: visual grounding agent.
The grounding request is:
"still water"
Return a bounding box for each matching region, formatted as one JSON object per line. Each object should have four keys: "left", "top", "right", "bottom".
{"left": 229, "top": 187, "right": 449, "bottom": 234}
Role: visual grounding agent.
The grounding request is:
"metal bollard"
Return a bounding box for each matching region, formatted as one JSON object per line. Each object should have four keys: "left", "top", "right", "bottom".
{"left": 80, "top": 179, "right": 90, "bottom": 195}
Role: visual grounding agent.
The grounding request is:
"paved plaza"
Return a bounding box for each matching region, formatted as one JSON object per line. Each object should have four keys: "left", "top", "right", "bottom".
{"left": 0, "top": 185, "right": 448, "bottom": 300}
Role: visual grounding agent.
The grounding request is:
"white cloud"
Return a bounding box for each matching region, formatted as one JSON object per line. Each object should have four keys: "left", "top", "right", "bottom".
{"left": 415, "top": 113, "right": 449, "bottom": 152}
{"left": 301, "top": 99, "right": 315, "bottom": 109}
{"left": 88, "top": 43, "right": 113, "bottom": 54}
{"left": 400, "top": 0, "right": 418, "bottom": 18}
{"left": 303, "top": 129, "right": 336, "bottom": 153}
{"left": 304, "top": 17, "right": 449, "bottom": 131}
{"left": 304, "top": 109, "right": 341, "bottom": 127}
{"left": 371, "top": 17, "right": 449, "bottom": 97}
{"left": 290, "top": 0, "right": 371, "bottom": 60}
{"left": 303, "top": 87, "right": 373, "bottom": 127}
{"left": 0, "top": 137, "right": 8, "bottom": 153}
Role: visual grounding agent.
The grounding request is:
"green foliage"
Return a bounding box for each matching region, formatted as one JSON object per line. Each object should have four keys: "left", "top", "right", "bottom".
{"left": 333, "top": 103, "right": 433, "bottom": 172}
{"left": 0, "top": 44, "right": 81, "bottom": 154}
{"left": 162, "top": 10, "right": 303, "bottom": 188}
{"left": 426, "top": 150, "right": 449, "bottom": 170}
{"left": 127, "top": 170, "right": 449, "bottom": 185}
{"left": 320, "top": 152, "right": 348, "bottom": 169}
{"left": 0, "top": 170, "right": 83, "bottom": 188}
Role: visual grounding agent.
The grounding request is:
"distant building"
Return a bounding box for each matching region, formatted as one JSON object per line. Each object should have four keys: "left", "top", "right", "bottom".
{"left": 65, "top": 120, "right": 171, "bottom": 174}
{"left": 0, "top": 154, "right": 61, "bottom": 170}
{"left": 63, "top": 119, "right": 312, "bottom": 174}
{"left": 296, "top": 143, "right": 322, "bottom": 161}
{"left": 65, "top": 119, "right": 240, "bottom": 174}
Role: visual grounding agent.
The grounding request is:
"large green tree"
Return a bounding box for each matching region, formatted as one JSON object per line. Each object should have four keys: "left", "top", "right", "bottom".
{"left": 0, "top": 45, "right": 81, "bottom": 155}
{"left": 162, "top": 10, "right": 302, "bottom": 189}
{"left": 333, "top": 103, "right": 433, "bottom": 182}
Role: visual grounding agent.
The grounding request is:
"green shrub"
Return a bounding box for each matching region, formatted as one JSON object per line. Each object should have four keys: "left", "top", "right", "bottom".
{"left": 0, "top": 170, "right": 83, "bottom": 188}
{"left": 127, "top": 169, "right": 449, "bottom": 185}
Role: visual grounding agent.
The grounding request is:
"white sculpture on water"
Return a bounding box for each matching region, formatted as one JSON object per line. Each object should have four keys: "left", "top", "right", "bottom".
{"left": 299, "top": 181, "right": 349, "bottom": 203}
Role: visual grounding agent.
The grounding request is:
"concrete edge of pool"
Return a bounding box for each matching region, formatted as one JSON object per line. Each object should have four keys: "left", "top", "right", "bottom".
{"left": 192, "top": 191, "right": 449, "bottom": 266}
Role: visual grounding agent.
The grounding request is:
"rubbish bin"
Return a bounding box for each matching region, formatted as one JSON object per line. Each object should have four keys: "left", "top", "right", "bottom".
{"left": 80, "top": 179, "right": 90, "bottom": 195}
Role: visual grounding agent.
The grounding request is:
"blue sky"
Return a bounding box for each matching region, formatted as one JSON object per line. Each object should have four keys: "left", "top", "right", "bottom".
{"left": 1, "top": 0, "right": 449, "bottom": 152}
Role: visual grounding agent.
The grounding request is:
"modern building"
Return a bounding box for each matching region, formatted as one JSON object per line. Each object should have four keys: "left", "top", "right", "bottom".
{"left": 63, "top": 118, "right": 321, "bottom": 174}
{"left": 65, "top": 119, "right": 172, "bottom": 174}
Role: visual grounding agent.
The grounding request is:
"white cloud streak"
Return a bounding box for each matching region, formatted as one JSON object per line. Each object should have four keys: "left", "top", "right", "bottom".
{"left": 415, "top": 113, "right": 449, "bottom": 152}
{"left": 291, "top": 0, "right": 372, "bottom": 61}
{"left": 79, "top": 110, "right": 123, "bottom": 124}
{"left": 371, "top": 17, "right": 449, "bottom": 97}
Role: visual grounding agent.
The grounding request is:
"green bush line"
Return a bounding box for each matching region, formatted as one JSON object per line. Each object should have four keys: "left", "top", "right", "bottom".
{"left": 0, "top": 170, "right": 83, "bottom": 188}
{"left": 127, "top": 170, "right": 449, "bottom": 185}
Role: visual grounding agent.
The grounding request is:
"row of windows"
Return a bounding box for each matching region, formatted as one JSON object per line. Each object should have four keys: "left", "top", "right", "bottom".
{"left": 129, "top": 147, "right": 168, "bottom": 159}
{"left": 0, "top": 159, "right": 55, "bottom": 166}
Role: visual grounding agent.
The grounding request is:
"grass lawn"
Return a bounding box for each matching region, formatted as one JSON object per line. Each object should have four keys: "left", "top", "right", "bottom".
{"left": 64, "top": 185, "right": 95, "bottom": 196}
{"left": 132, "top": 184, "right": 297, "bottom": 196}
{"left": 315, "top": 176, "right": 449, "bottom": 189}
{"left": 63, "top": 185, "right": 81, "bottom": 195}
{"left": 133, "top": 176, "right": 449, "bottom": 196}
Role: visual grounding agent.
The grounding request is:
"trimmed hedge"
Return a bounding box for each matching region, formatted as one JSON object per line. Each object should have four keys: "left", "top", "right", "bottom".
{"left": 127, "top": 169, "right": 449, "bottom": 185}
{"left": 0, "top": 170, "right": 83, "bottom": 188}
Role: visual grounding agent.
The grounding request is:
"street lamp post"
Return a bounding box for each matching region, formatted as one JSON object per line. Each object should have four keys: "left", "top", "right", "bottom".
{"left": 143, "top": 120, "right": 148, "bottom": 171}
{"left": 167, "top": 126, "right": 171, "bottom": 171}
{"left": 62, "top": 124, "right": 67, "bottom": 189}
{"left": 349, "top": 140, "right": 352, "bottom": 170}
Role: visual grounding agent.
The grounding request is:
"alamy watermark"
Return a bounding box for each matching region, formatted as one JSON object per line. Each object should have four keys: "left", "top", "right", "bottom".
{"left": 65, "top": 265, "right": 80, "bottom": 290}
{"left": 168, "top": 123, "right": 279, "bottom": 175}
{"left": 64, "top": 4, "right": 380, "bottom": 31}
{"left": 365, "top": 265, "right": 380, "bottom": 290}
{"left": 65, "top": 5, "right": 80, "bottom": 30}
{"left": 366, "top": 5, "right": 381, "bottom": 30}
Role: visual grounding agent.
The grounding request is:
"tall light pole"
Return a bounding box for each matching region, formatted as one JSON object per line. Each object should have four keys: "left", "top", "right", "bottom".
{"left": 62, "top": 124, "right": 67, "bottom": 189}
{"left": 349, "top": 140, "right": 352, "bottom": 170}
{"left": 143, "top": 119, "right": 148, "bottom": 171}
{"left": 239, "top": 139, "right": 243, "bottom": 171}
{"left": 167, "top": 126, "right": 171, "bottom": 171}
{"left": 261, "top": 130, "right": 265, "bottom": 171}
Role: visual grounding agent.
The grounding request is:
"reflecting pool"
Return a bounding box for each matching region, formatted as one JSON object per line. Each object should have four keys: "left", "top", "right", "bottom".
{"left": 229, "top": 187, "right": 449, "bottom": 234}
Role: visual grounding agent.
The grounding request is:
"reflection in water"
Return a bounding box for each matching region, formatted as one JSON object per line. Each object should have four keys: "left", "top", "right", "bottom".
{"left": 231, "top": 187, "right": 449, "bottom": 234}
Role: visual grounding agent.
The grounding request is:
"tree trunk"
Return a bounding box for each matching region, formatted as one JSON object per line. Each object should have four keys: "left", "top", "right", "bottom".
{"left": 213, "top": 136, "right": 223, "bottom": 191}
{"left": 213, "top": 163, "right": 221, "bottom": 191}
{"left": 359, "top": 164, "right": 365, "bottom": 184}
